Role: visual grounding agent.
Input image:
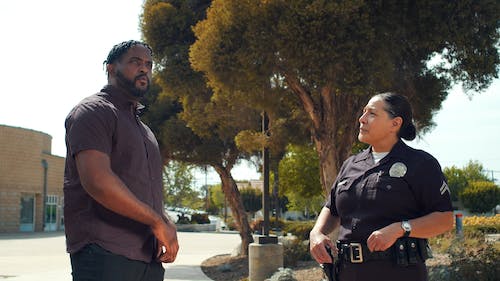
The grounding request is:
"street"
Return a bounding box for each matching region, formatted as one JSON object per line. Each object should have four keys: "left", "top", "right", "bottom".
{"left": 0, "top": 231, "right": 241, "bottom": 281}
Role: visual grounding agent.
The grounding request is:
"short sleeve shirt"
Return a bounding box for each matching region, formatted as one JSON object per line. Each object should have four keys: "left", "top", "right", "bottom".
{"left": 63, "top": 85, "right": 164, "bottom": 263}
{"left": 325, "top": 140, "right": 452, "bottom": 242}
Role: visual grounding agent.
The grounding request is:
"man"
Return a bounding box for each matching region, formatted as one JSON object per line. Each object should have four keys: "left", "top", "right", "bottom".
{"left": 64, "top": 40, "right": 178, "bottom": 281}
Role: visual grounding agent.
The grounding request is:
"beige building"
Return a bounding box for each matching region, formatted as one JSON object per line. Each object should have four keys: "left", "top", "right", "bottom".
{"left": 0, "top": 124, "right": 65, "bottom": 232}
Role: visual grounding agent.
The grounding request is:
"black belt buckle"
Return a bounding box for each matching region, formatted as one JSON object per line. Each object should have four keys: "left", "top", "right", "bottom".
{"left": 350, "top": 243, "right": 363, "bottom": 263}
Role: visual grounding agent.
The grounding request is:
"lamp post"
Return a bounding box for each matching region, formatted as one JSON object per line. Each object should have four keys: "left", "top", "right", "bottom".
{"left": 262, "top": 111, "right": 270, "bottom": 236}
{"left": 41, "top": 159, "right": 48, "bottom": 231}
{"left": 249, "top": 112, "right": 282, "bottom": 281}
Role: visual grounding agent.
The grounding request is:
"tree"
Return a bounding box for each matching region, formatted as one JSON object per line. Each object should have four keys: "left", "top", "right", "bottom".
{"left": 209, "top": 184, "right": 225, "bottom": 214}
{"left": 460, "top": 181, "right": 499, "bottom": 213}
{"left": 240, "top": 188, "right": 262, "bottom": 218}
{"left": 190, "top": 0, "right": 500, "bottom": 195}
{"left": 279, "top": 144, "right": 324, "bottom": 216}
{"left": 462, "top": 160, "right": 491, "bottom": 182}
{"left": 141, "top": 0, "right": 260, "bottom": 255}
{"left": 443, "top": 166, "right": 468, "bottom": 202}
{"left": 444, "top": 160, "right": 492, "bottom": 202}
{"left": 162, "top": 160, "right": 200, "bottom": 208}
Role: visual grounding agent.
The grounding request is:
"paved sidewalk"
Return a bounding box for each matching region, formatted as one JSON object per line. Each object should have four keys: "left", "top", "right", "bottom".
{"left": 0, "top": 231, "right": 241, "bottom": 281}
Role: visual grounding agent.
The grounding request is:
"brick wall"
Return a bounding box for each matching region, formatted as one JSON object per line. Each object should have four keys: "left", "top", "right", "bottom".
{"left": 0, "top": 125, "right": 64, "bottom": 232}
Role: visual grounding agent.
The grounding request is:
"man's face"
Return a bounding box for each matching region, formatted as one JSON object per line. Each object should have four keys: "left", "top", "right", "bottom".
{"left": 110, "top": 45, "right": 153, "bottom": 98}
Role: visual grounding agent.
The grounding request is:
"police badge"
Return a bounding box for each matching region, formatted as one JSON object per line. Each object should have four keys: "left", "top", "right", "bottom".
{"left": 389, "top": 162, "right": 407, "bottom": 177}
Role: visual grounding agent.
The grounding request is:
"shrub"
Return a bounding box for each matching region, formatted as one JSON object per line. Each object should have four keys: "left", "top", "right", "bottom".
{"left": 282, "top": 221, "right": 315, "bottom": 240}
{"left": 462, "top": 215, "right": 500, "bottom": 236}
{"left": 191, "top": 213, "right": 210, "bottom": 224}
{"left": 460, "top": 181, "right": 499, "bottom": 213}
{"left": 447, "top": 239, "right": 499, "bottom": 281}
{"left": 266, "top": 267, "right": 296, "bottom": 281}
{"left": 282, "top": 237, "right": 311, "bottom": 267}
{"left": 176, "top": 213, "right": 190, "bottom": 224}
{"left": 251, "top": 218, "right": 286, "bottom": 233}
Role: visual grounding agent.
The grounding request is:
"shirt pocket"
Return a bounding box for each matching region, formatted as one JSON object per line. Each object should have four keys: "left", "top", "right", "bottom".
{"left": 335, "top": 178, "right": 358, "bottom": 215}
{"left": 367, "top": 174, "right": 416, "bottom": 212}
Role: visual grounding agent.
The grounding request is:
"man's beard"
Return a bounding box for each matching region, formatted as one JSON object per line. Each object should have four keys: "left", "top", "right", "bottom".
{"left": 116, "top": 70, "right": 150, "bottom": 98}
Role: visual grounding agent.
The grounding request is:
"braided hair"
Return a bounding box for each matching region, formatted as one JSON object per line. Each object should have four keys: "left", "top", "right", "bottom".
{"left": 103, "top": 40, "right": 153, "bottom": 66}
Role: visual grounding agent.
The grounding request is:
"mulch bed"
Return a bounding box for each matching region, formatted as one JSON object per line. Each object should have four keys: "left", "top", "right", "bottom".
{"left": 201, "top": 254, "right": 324, "bottom": 281}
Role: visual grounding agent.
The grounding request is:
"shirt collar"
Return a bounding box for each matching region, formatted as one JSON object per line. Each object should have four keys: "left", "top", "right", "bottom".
{"left": 353, "top": 139, "right": 408, "bottom": 163}
{"left": 101, "top": 85, "right": 144, "bottom": 114}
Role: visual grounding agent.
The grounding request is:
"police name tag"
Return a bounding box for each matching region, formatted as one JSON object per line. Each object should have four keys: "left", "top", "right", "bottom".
{"left": 389, "top": 162, "right": 407, "bottom": 177}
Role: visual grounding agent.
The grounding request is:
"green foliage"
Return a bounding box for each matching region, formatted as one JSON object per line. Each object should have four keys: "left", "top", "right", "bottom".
{"left": 176, "top": 213, "right": 191, "bottom": 224}
{"left": 190, "top": 213, "right": 211, "bottom": 224}
{"left": 208, "top": 184, "right": 224, "bottom": 214}
{"left": 282, "top": 237, "right": 311, "bottom": 268}
{"left": 279, "top": 144, "right": 324, "bottom": 214}
{"left": 250, "top": 218, "right": 285, "bottom": 233}
{"left": 446, "top": 240, "right": 499, "bottom": 281}
{"left": 240, "top": 188, "right": 262, "bottom": 214}
{"left": 428, "top": 223, "right": 500, "bottom": 281}
{"left": 460, "top": 181, "right": 499, "bottom": 213}
{"left": 462, "top": 161, "right": 492, "bottom": 183}
{"left": 443, "top": 166, "right": 468, "bottom": 202}
{"left": 444, "top": 160, "right": 493, "bottom": 202}
{"left": 283, "top": 221, "right": 315, "bottom": 241}
{"left": 190, "top": 0, "right": 500, "bottom": 195}
{"left": 163, "top": 161, "right": 201, "bottom": 208}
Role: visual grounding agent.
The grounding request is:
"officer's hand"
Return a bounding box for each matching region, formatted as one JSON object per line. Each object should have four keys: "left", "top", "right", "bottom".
{"left": 309, "top": 229, "right": 336, "bottom": 264}
{"left": 152, "top": 217, "right": 179, "bottom": 263}
{"left": 366, "top": 222, "right": 402, "bottom": 252}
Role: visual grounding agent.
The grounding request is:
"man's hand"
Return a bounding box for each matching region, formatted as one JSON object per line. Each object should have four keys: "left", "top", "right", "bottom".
{"left": 152, "top": 216, "right": 179, "bottom": 263}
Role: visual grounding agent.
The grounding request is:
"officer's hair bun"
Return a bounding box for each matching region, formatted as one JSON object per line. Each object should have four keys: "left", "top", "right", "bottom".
{"left": 400, "top": 122, "right": 416, "bottom": 141}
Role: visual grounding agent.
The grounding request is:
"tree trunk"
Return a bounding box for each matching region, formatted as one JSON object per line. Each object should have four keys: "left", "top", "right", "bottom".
{"left": 213, "top": 165, "right": 254, "bottom": 256}
{"left": 286, "top": 73, "right": 365, "bottom": 195}
{"left": 313, "top": 91, "right": 364, "bottom": 196}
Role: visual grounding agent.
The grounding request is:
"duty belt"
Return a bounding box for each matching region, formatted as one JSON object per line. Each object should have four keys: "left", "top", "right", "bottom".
{"left": 337, "top": 238, "right": 431, "bottom": 266}
{"left": 337, "top": 242, "right": 392, "bottom": 263}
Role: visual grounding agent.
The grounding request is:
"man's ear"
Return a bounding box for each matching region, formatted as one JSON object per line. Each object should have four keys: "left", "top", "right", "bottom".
{"left": 106, "top": 64, "right": 115, "bottom": 76}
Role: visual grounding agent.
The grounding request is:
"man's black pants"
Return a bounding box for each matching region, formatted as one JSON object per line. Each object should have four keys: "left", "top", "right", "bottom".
{"left": 70, "top": 244, "right": 164, "bottom": 281}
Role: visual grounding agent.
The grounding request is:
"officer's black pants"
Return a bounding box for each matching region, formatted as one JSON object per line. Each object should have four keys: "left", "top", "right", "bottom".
{"left": 70, "top": 244, "right": 164, "bottom": 281}
{"left": 338, "top": 260, "right": 428, "bottom": 281}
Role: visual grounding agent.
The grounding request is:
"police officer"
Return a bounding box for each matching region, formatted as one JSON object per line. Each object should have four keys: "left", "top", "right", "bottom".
{"left": 310, "top": 93, "right": 454, "bottom": 281}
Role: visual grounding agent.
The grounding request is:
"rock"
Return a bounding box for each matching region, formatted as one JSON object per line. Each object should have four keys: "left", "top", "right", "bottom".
{"left": 265, "top": 267, "right": 297, "bottom": 281}
{"left": 217, "top": 263, "right": 232, "bottom": 272}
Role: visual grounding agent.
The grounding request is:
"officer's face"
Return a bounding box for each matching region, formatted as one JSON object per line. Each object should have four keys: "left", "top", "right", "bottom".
{"left": 358, "top": 97, "right": 402, "bottom": 151}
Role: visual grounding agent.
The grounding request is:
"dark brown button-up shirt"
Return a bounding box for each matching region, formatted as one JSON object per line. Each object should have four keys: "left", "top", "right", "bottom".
{"left": 64, "top": 85, "right": 164, "bottom": 262}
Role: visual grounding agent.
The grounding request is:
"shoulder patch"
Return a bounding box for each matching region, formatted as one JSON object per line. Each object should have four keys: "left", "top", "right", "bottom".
{"left": 440, "top": 181, "right": 450, "bottom": 195}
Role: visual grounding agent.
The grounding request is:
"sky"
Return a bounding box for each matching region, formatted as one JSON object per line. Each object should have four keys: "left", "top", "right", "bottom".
{"left": 1, "top": 0, "right": 499, "bottom": 185}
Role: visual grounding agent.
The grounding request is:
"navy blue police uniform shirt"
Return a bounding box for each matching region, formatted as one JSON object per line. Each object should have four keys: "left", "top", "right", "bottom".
{"left": 325, "top": 140, "right": 453, "bottom": 243}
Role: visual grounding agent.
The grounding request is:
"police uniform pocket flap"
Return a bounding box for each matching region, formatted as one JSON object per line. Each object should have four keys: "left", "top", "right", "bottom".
{"left": 336, "top": 178, "right": 354, "bottom": 193}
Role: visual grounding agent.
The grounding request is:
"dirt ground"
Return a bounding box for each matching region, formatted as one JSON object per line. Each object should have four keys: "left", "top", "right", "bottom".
{"left": 201, "top": 253, "right": 451, "bottom": 281}
{"left": 201, "top": 254, "right": 324, "bottom": 281}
